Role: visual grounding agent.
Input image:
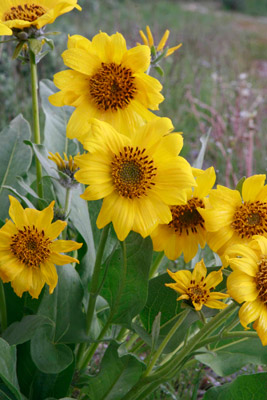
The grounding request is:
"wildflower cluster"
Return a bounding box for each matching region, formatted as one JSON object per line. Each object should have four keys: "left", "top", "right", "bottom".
{"left": 0, "top": 4, "right": 266, "bottom": 400}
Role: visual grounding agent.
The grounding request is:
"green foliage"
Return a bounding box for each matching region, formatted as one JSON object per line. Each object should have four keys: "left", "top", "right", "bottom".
{"left": 0, "top": 339, "right": 21, "bottom": 400}
{"left": 81, "top": 341, "right": 145, "bottom": 400}
{"left": 0, "top": 115, "right": 32, "bottom": 220}
{"left": 203, "top": 373, "right": 267, "bottom": 399}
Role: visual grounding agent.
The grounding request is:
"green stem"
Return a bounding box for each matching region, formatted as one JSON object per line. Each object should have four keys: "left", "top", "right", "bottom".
{"left": 78, "top": 238, "right": 127, "bottom": 369}
{"left": 116, "top": 326, "right": 128, "bottom": 342}
{"left": 62, "top": 187, "right": 72, "bottom": 240}
{"left": 195, "top": 330, "right": 258, "bottom": 350}
{"left": 0, "top": 281, "right": 7, "bottom": 333}
{"left": 149, "top": 251, "right": 164, "bottom": 279}
{"left": 29, "top": 50, "right": 43, "bottom": 200}
{"left": 144, "top": 309, "right": 190, "bottom": 377}
{"left": 76, "top": 224, "right": 110, "bottom": 369}
{"left": 153, "top": 302, "right": 238, "bottom": 381}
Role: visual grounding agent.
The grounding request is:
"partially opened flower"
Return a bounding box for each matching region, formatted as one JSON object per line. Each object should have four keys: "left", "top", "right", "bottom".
{"left": 138, "top": 25, "right": 182, "bottom": 58}
{"left": 151, "top": 167, "right": 216, "bottom": 262}
{"left": 226, "top": 236, "right": 267, "bottom": 345}
{"left": 48, "top": 151, "right": 79, "bottom": 188}
{"left": 74, "top": 117, "right": 195, "bottom": 241}
{"left": 0, "top": 0, "right": 81, "bottom": 31}
{"left": 49, "top": 32, "right": 164, "bottom": 142}
{"left": 166, "top": 259, "right": 228, "bottom": 311}
{"left": 199, "top": 175, "right": 267, "bottom": 256}
{"left": 0, "top": 196, "right": 82, "bottom": 298}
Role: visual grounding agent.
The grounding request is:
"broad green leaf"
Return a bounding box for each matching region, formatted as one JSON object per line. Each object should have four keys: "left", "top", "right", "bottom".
{"left": 100, "top": 232, "right": 153, "bottom": 326}
{"left": 2, "top": 315, "right": 52, "bottom": 346}
{"left": 31, "top": 326, "right": 73, "bottom": 374}
{"left": 82, "top": 341, "right": 145, "bottom": 400}
{"left": 17, "top": 342, "right": 74, "bottom": 400}
{"left": 202, "top": 373, "right": 267, "bottom": 400}
{"left": 0, "top": 339, "right": 21, "bottom": 400}
{"left": 196, "top": 337, "right": 267, "bottom": 376}
{"left": 0, "top": 115, "right": 32, "bottom": 220}
{"left": 40, "top": 79, "right": 75, "bottom": 154}
{"left": 30, "top": 265, "right": 87, "bottom": 373}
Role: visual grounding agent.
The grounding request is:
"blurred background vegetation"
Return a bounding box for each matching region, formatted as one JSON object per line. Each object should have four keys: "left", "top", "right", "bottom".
{"left": 0, "top": 0, "right": 266, "bottom": 186}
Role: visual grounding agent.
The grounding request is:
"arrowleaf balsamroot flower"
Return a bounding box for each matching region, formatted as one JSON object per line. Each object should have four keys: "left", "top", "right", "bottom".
{"left": 138, "top": 25, "right": 182, "bottom": 58}
{"left": 48, "top": 151, "right": 79, "bottom": 188}
{"left": 49, "top": 32, "right": 164, "bottom": 142}
{"left": 0, "top": 0, "right": 81, "bottom": 30}
{"left": 226, "top": 236, "right": 267, "bottom": 346}
{"left": 199, "top": 175, "right": 267, "bottom": 256}
{"left": 166, "top": 259, "right": 229, "bottom": 311}
{"left": 0, "top": 196, "right": 82, "bottom": 298}
{"left": 74, "top": 117, "right": 195, "bottom": 241}
{"left": 151, "top": 167, "right": 216, "bottom": 262}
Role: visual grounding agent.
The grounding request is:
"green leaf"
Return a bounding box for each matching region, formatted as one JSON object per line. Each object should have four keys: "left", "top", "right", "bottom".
{"left": 2, "top": 315, "right": 52, "bottom": 346}
{"left": 12, "top": 42, "right": 25, "bottom": 59}
{"left": 82, "top": 341, "right": 145, "bottom": 400}
{"left": 28, "top": 39, "right": 43, "bottom": 55}
{"left": 196, "top": 337, "right": 267, "bottom": 376}
{"left": 30, "top": 265, "right": 87, "bottom": 372}
{"left": 235, "top": 176, "right": 246, "bottom": 195}
{"left": 100, "top": 232, "right": 153, "bottom": 326}
{"left": 193, "top": 128, "right": 211, "bottom": 169}
{"left": 0, "top": 338, "right": 22, "bottom": 400}
{"left": 40, "top": 79, "right": 75, "bottom": 154}
{"left": 202, "top": 373, "right": 267, "bottom": 400}
{"left": 154, "top": 65, "right": 164, "bottom": 77}
{"left": 0, "top": 115, "right": 32, "bottom": 220}
{"left": 30, "top": 264, "right": 88, "bottom": 373}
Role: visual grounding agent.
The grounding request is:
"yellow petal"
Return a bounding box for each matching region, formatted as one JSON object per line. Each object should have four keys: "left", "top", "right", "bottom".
{"left": 253, "top": 306, "right": 267, "bottom": 346}
{"left": 192, "top": 259, "right": 207, "bottom": 282}
{"left": 51, "top": 239, "right": 82, "bottom": 253}
{"left": 227, "top": 271, "right": 258, "bottom": 303}
{"left": 8, "top": 196, "right": 28, "bottom": 229}
{"left": 165, "top": 43, "right": 182, "bottom": 57}
{"left": 11, "top": 267, "right": 32, "bottom": 297}
{"left": 205, "top": 270, "right": 223, "bottom": 290}
{"left": 145, "top": 25, "right": 154, "bottom": 47}
{"left": 239, "top": 299, "right": 263, "bottom": 329}
{"left": 242, "top": 175, "right": 266, "bottom": 202}
{"left": 62, "top": 48, "right": 100, "bottom": 76}
{"left": 122, "top": 45, "right": 151, "bottom": 73}
{"left": 45, "top": 220, "right": 66, "bottom": 240}
{"left": 139, "top": 30, "right": 148, "bottom": 46}
{"left": 157, "top": 30, "right": 169, "bottom": 51}
{"left": 40, "top": 261, "right": 58, "bottom": 294}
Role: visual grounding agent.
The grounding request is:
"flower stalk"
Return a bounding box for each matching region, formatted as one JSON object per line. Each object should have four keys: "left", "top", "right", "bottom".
{"left": 76, "top": 224, "right": 110, "bottom": 369}
{"left": 0, "top": 281, "right": 7, "bottom": 333}
{"left": 29, "top": 49, "right": 43, "bottom": 200}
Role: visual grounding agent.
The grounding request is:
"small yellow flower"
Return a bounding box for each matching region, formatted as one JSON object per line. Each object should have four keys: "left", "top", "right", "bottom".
{"left": 139, "top": 25, "right": 182, "bottom": 58}
{"left": 166, "top": 259, "right": 229, "bottom": 311}
{"left": 151, "top": 167, "right": 216, "bottom": 262}
{"left": 74, "top": 117, "right": 195, "bottom": 241}
{"left": 226, "top": 236, "right": 267, "bottom": 346}
{"left": 49, "top": 32, "right": 164, "bottom": 142}
{"left": 0, "top": 196, "right": 82, "bottom": 298}
{"left": 0, "top": 0, "right": 81, "bottom": 30}
{"left": 199, "top": 175, "right": 267, "bottom": 256}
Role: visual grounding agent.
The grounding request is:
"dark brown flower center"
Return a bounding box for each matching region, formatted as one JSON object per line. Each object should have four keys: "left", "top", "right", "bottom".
{"left": 89, "top": 62, "right": 137, "bottom": 111}
{"left": 168, "top": 198, "right": 205, "bottom": 235}
{"left": 4, "top": 4, "right": 46, "bottom": 22}
{"left": 10, "top": 226, "right": 51, "bottom": 268}
{"left": 255, "top": 258, "right": 267, "bottom": 303}
{"left": 111, "top": 146, "right": 157, "bottom": 199}
{"left": 187, "top": 277, "right": 209, "bottom": 304}
{"left": 232, "top": 201, "right": 267, "bottom": 239}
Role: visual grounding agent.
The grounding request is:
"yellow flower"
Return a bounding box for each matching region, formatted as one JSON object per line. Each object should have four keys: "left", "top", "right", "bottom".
{"left": 0, "top": 0, "right": 81, "bottom": 30}
{"left": 49, "top": 32, "right": 164, "bottom": 142}
{"left": 199, "top": 175, "right": 267, "bottom": 256}
{"left": 166, "top": 259, "right": 229, "bottom": 311}
{"left": 48, "top": 151, "right": 79, "bottom": 188}
{"left": 151, "top": 167, "right": 216, "bottom": 262}
{"left": 139, "top": 25, "right": 182, "bottom": 58}
{"left": 0, "top": 23, "right": 12, "bottom": 35}
{"left": 74, "top": 117, "right": 195, "bottom": 241}
{"left": 226, "top": 236, "right": 267, "bottom": 346}
{"left": 0, "top": 196, "right": 82, "bottom": 298}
